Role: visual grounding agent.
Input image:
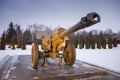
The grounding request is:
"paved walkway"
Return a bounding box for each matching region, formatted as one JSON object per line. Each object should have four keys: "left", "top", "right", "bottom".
{"left": 1, "top": 55, "right": 120, "bottom": 80}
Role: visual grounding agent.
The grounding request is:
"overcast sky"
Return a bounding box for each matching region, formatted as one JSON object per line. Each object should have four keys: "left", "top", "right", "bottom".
{"left": 0, "top": 0, "right": 120, "bottom": 35}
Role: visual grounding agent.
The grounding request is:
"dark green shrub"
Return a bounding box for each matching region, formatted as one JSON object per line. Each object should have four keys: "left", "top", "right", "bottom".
{"left": 79, "top": 38, "right": 84, "bottom": 49}
{"left": 86, "top": 38, "right": 90, "bottom": 49}
{"left": 101, "top": 39, "right": 106, "bottom": 49}
{"left": 22, "top": 32, "right": 26, "bottom": 50}
{"left": 97, "top": 40, "right": 101, "bottom": 49}
{"left": 91, "top": 38, "right": 95, "bottom": 49}
{"left": 113, "top": 38, "right": 117, "bottom": 47}
{"left": 108, "top": 37, "right": 112, "bottom": 49}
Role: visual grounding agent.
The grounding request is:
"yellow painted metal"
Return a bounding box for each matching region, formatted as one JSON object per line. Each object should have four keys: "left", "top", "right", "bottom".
{"left": 50, "top": 52, "right": 57, "bottom": 59}
{"left": 58, "top": 57, "right": 64, "bottom": 66}
{"left": 64, "top": 43, "right": 76, "bottom": 66}
{"left": 31, "top": 42, "right": 39, "bottom": 69}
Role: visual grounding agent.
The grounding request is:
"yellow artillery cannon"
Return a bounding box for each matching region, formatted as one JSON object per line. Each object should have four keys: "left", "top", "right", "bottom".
{"left": 31, "top": 12, "right": 100, "bottom": 69}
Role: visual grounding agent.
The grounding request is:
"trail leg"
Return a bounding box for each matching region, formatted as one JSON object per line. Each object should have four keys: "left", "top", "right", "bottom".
{"left": 42, "top": 57, "right": 48, "bottom": 67}
{"left": 58, "top": 57, "right": 63, "bottom": 66}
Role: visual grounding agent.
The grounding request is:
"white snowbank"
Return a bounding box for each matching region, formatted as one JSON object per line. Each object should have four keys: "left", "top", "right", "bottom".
{"left": 76, "top": 45, "right": 120, "bottom": 73}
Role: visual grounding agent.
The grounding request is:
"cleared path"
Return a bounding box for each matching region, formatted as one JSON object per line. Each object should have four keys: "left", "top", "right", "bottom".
{"left": 1, "top": 55, "right": 120, "bottom": 80}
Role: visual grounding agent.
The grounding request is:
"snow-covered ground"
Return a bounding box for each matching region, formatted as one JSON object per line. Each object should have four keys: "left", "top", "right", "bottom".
{"left": 0, "top": 45, "right": 31, "bottom": 61}
{"left": 76, "top": 45, "right": 120, "bottom": 73}
{"left": 0, "top": 45, "right": 120, "bottom": 73}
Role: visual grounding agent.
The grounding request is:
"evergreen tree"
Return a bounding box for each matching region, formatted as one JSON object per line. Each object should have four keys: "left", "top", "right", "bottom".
{"left": 100, "top": 30, "right": 103, "bottom": 39}
{"left": 108, "top": 37, "right": 112, "bottom": 49}
{"left": 25, "top": 28, "right": 32, "bottom": 44}
{"left": 16, "top": 25, "right": 22, "bottom": 48}
{"left": 86, "top": 38, "right": 90, "bottom": 49}
{"left": 96, "top": 36, "right": 101, "bottom": 49}
{"left": 22, "top": 31, "right": 26, "bottom": 50}
{"left": 74, "top": 39, "right": 78, "bottom": 48}
{"left": 113, "top": 38, "right": 117, "bottom": 47}
{"left": 101, "top": 39, "right": 106, "bottom": 49}
{"left": 6, "top": 22, "right": 16, "bottom": 44}
{"left": 79, "top": 38, "right": 84, "bottom": 49}
{"left": 0, "top": 31, "right": 6, "bottom": 50}
{"left": 91, "top": 38, "right": 95, "bottom": 49}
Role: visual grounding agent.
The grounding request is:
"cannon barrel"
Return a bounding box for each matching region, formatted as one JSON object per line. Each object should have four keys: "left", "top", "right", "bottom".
{"left": 59, "top": 12, "right": 100, "bottom": 39}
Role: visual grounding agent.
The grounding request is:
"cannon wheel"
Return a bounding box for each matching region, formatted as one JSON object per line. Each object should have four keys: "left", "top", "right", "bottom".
{"left": 31, "top": 42, "right": 39, "bottom": 69}
{"left": 64, "top": 43, "right": 76, "bottom": 66}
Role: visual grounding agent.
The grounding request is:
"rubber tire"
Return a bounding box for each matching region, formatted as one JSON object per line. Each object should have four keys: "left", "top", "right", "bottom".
{"left": 64, "top": 43, "right": 76, "bottom": 66}
{"left": 31, "top": 42, "right": 39, "bottom": 69}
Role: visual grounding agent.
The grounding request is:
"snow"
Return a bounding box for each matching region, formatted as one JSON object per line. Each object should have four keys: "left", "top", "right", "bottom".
{"left": 76, "top": 45, "right": 120, "bottom": 73}
{"left": 0, "top": 45, "right": 120, "bottom": 73}
{"left": 0, "top": 45, "right": 31, "bottom": 59}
